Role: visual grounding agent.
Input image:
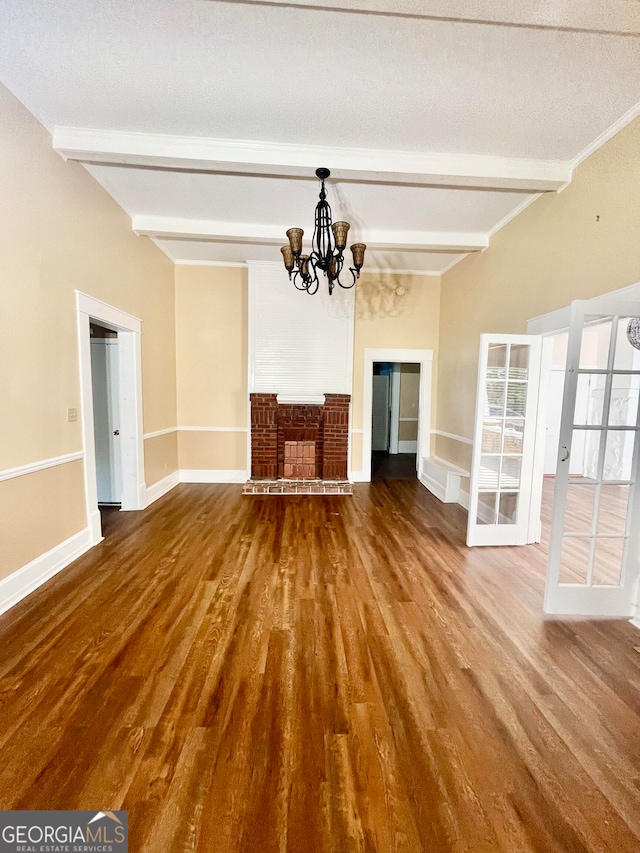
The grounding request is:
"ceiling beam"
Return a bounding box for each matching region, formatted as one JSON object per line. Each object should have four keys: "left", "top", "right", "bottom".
{"left": 53, "top": 127, "right": 571, "bottom": 193}
{"left": 213, "top": 0, "right": 640, "bottom": 36}
{"left": 132, "top": 215, "right": 489, "bottom": 253}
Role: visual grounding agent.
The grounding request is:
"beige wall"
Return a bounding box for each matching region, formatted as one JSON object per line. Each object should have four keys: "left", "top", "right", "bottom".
{"left": 144, "top": 432, "right": 180, "bottom": 489}
{"left": 0, "top": 83, "right": 177, "bottom": 578}
{"left": 399, "top": 364, "right": 420, "bottom": 442}
{"left": 436, "top": 117, "right": 640, "bottom": 474}
{"left": 352, "top": 272, "right": 440, "bottom": 472}
{"left": 0, "top": 462, "right": 87, "bottom": 581}
{"left": 175, "top": 265, "right": 248, "bottom": 472}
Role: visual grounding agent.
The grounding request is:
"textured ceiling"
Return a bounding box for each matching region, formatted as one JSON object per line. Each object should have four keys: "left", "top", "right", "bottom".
{"left": 1, "top": 0, "right": 639, "bottom": 271}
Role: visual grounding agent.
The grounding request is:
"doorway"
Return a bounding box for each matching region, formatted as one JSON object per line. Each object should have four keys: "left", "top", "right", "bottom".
{"left": 90, "top": 323, "right": 122, "bottom": 537}
{"left": 76, "top": 291, "right": 144, "bottom": 546}
{"left": 371, "top": 362, "right": 420, "bottom": 480}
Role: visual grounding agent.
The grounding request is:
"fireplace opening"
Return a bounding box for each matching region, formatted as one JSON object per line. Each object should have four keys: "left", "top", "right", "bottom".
{"left": 284, "top": 440, "right": 316, "bottom": 479}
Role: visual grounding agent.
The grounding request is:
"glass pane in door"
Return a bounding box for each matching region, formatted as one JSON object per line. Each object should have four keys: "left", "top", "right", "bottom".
{"left": 592, "top": 539, "right": 624, "bottom": 585}
{"left": 597, "top": 485, "right": 629, "bottom": 533}
{"left": 487, "top": 344, "right": 508, "bottom": 377}
{"left": 603, "top": 430, "right": 635, "bottom": 481}
{"left": 558, "top": 537, "right": 591, "bottom": 584}
{"left": 579, "top": 320, "right": 612, "bottom": 369}
{"left": 574, "top": 373, "right": 606, "bottom": 425}
{"left": 609, "top": 373, "right": 640, "bottom": 425}
{"left": 564, "top": 484, "right": 596, "bottom": 533}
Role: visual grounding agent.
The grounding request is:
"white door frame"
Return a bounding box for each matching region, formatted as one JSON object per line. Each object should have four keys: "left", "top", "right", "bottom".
{"left": 360, "top": 348, "right": 433, "bottom": 482}
{"left": 389, "top": 364, "right": 401, "bottom": 454}
{"left": 76, "top": 292, "right": 145, "bottom": 544}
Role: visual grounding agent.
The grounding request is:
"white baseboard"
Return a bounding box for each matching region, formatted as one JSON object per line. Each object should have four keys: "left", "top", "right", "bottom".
{"left": 88, "top": 508, "right": 103, "bottom": 544}
{"left": 145, "top": 470, "right": 180, "bottom": 507}
{"left": 350, "top": 471, "right": 369, "bottom": 483}
{"left": 179, "top": 469, "right": 249, "bottom": 484}
{"left": 417, "top": 456, "right": 471, "bottom": 510}
{"left": 0, "top": 527, "right": 93, "bottom": 618}
{"left": 398, "top": 440, "right": 418, "bottom": 454}
{"left": 629, "top": 615, "right": 640, "bottom": 631}
{"left": 420, "top": 457, "right": 466, "bottom": 503}
{"left": 418, "top": 471, "right": 448, "bottom": 502}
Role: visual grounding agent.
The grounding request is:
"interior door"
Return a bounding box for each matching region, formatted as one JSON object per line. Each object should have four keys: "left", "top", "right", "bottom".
{"left": 372, "top": 374, "right": 390, "bottom": 451}
{"left": 544, "top": 300, "right": 640, "bottom": 616}
{"left": 467, "top": 334, "right": 543, "bottom": 546}
{"left": 91, "top": 338, "right": 122, "bottom": 504}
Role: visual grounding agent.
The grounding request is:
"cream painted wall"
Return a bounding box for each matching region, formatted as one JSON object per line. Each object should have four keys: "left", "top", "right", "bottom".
{"left": 0, "top": 83, "right": 177, "bottom": 578}
{"left": 352, "top": 273, "right": 440, "bottom": 472}
{"left": 399, "top": 364, "right": 420, "bottom": 442}
{"left": 144, "top": 432, "right": 180, "bottom": 488}
{"left": 436, "top": 117, "right": 640, "bottom": 476}
{"left": 175, "top": 265, "right": 248, "bottom": 472}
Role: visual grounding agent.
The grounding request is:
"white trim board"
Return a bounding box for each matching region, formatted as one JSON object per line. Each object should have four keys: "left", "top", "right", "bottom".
{"left": 54, "top": 127, "right": 571, "bottom": 192}
{"left": 527, "top": 281, "right": 640, "bottom": 337}
{"left": 0, "top": 451, "right": 84, "bottom": 483}
{"left": 0, "top": 527, "right": 93, "bottom": 618}
{"left": 134, "top": 215, "right": 488, "bottom": 254}
{"left": 179, "top": 469, "right": 249, "bottom": 484}
{"left": 398, "top": 440, "right": 418, "bottom": 454}
{"left": 179, "top": 426, "right": 249, "bottom": 433}
{"left": 431, "top": 429, "right": 473, "bottom": 445}
{"left": 145, "top": 471, "right": 180, "bottom": 506}
{"left": 174, "top": 259, "right": 444, "bottom": 276}
{"left": 144, "top": 427, "right": 249, "bottom": 438}
{"left": 143, "top": 427, "right": 177, "bottom": 440}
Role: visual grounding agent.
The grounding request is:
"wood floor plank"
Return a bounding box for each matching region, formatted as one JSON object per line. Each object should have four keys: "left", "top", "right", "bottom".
{"left": 0, "top": 480, "right": 638, "bottom": 852}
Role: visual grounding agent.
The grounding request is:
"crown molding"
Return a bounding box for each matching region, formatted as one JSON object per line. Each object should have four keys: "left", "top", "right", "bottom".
{"left": 570, "top": 99, "right": 640, "bottom": 170}
{"left": 216, "top": 0, "right": 640, "bottom": 36}
{"left": 175, "top": 259, "right": 250, "bottom": 268}
{"left": 487, "top": 192, "right": 541, "bottom": 238}
{"left": 132, "top": 215, "right": 488, "bottom": 253}
{"left": 361, "top": 267, "right": 441, "bottom": 277}
{"left": 53, "top": 127, "right": 571, "bottom": 193}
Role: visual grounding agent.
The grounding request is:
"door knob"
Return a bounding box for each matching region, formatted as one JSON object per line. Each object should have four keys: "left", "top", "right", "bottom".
{"left": 113, "top": 430, "right": 120, "bottom": 436}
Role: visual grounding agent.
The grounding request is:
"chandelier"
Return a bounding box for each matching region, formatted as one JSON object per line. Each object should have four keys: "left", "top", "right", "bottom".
{"left": 280, "top": 168, "right": 366, "bottom": 295}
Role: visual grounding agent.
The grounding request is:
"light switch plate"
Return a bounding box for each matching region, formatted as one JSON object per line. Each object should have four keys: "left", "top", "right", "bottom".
{"left": 67, "top": 407, "right": 78, "bottom": 423}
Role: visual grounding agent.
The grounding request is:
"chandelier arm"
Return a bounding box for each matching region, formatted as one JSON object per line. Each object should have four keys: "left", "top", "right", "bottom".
{"left": 292, "top": 260, "right": 321, "bottom": 295}
{"left": 335, "top": 267, "right": 358, "bottom": 290}
{"left": 305, "top": 262, "right": 320, "bottom": 295}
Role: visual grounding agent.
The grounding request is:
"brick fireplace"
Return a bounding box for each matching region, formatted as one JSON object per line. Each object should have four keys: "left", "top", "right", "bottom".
{"left": 245, "top": 393, "right": 351, "bottom": 494}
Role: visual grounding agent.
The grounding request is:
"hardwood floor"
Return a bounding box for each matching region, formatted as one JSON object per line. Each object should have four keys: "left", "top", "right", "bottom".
{"left": 0, "top": 480, "right": 639, "bottom": 852}
{"left": 371, "top": 451, "right": 417, "bottom": 480}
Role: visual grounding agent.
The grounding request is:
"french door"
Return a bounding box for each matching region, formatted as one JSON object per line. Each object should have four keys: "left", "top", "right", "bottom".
{"left": 544, "top": 300, "right": 640, "bottom": 616}
{"left": 467, "top": 334, "right": 543, "bottom": 546}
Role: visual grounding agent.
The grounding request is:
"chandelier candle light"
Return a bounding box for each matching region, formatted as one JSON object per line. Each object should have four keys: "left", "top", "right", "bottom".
{"left": 281, "top": 168, "right": 366, "bottom": 295}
